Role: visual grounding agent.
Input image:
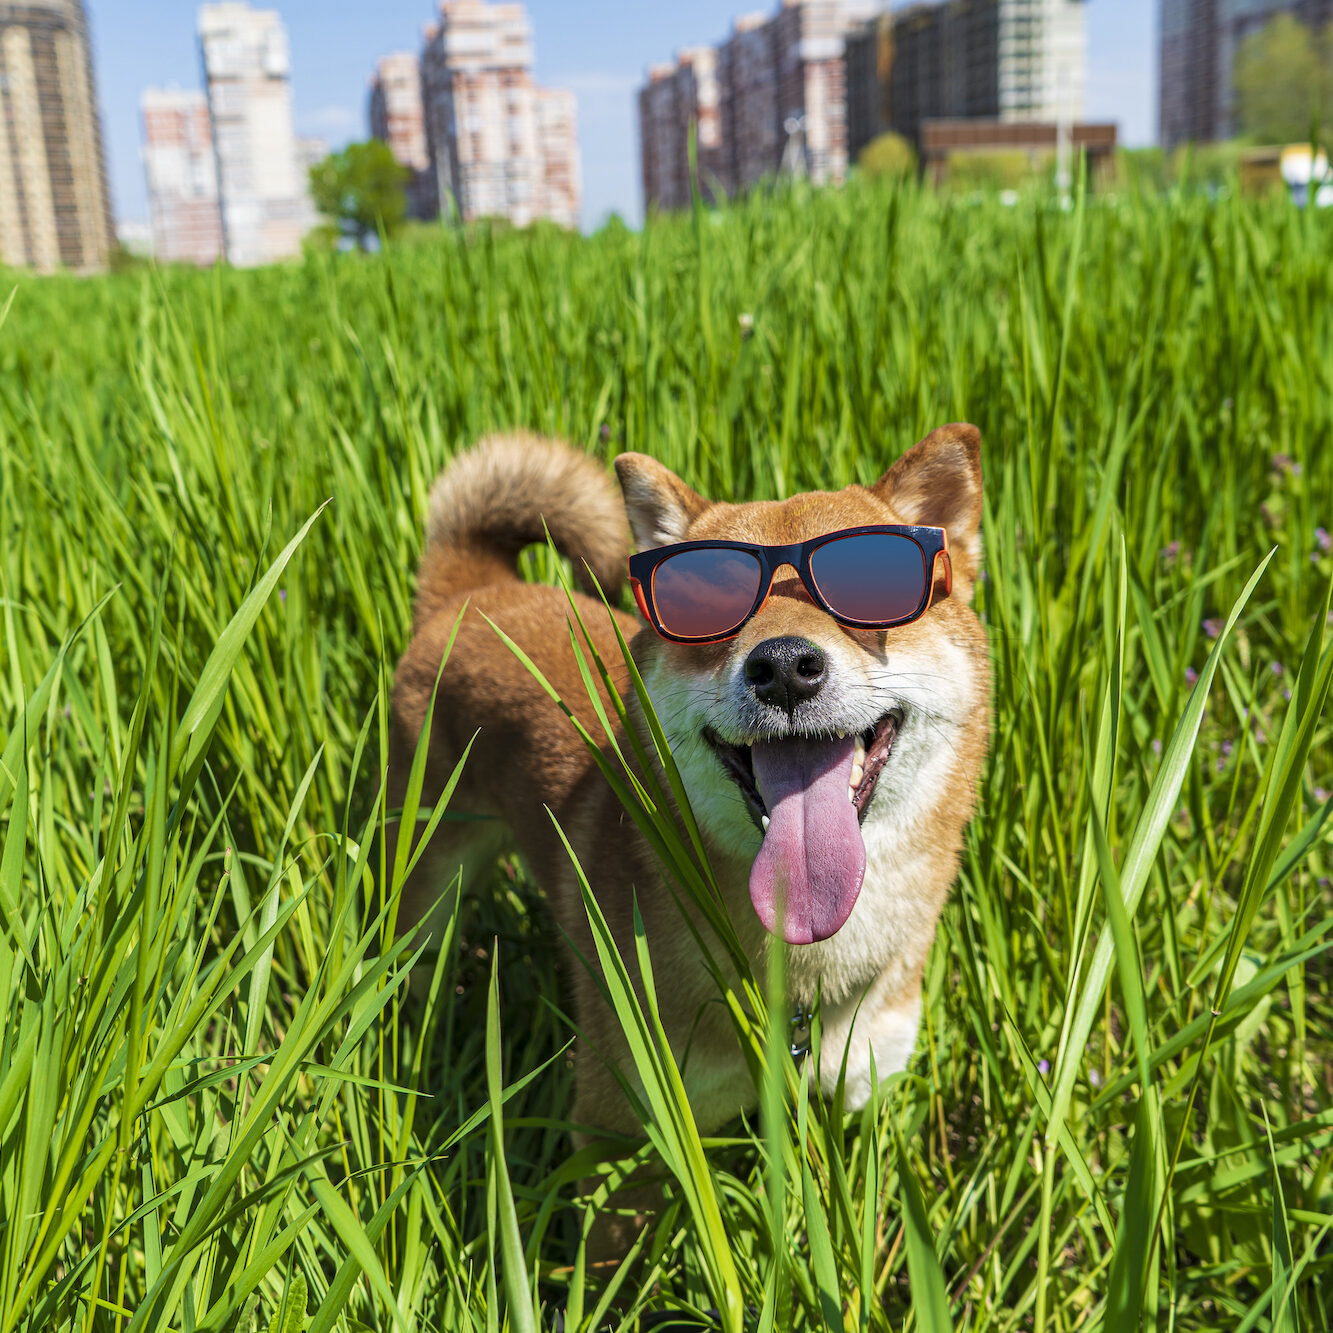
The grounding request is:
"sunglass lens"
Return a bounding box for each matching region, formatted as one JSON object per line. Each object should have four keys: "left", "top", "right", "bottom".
{"left": 652, "top": 548, "right": 763, "bottom": 639}
{"left": 808, "top": 533, "right": 927, "bottom": 625}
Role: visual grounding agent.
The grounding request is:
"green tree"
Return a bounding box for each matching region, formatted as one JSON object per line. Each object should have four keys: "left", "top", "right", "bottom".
{"left": 857, "top": 130, "right": 916, "bottom": 179}
{"left": 308, "top": 140, "right": 409, "bottom": 250}
{"left": 1234, "top": 14, "right": 1333, "bottom": 143}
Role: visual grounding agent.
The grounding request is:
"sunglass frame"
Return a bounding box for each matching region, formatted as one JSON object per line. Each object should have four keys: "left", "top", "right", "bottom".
{"left": 627, "top": 524, "right": 953, "bottom": 644}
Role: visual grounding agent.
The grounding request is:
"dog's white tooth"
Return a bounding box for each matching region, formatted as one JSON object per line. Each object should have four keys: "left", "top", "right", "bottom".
{"left": 853, "top": 736, "right": 866, "bottom": 762}
{"left": 849, "top": 785, "right": 856, "bottom": 803}
{"left": 761, "top": 814, "right": 770, "bottom": 831}
{"left": 850, "top": 761, "right": 864, "bottom": 787}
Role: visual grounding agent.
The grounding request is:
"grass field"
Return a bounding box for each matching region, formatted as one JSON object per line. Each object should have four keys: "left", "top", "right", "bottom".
{"left": 2, "top": 175, "right": 1332, "bottom": 1332}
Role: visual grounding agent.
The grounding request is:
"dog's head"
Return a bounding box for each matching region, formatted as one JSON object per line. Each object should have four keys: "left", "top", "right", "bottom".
{"left": 614, "top": 425, "right": 990, "bottom": 947}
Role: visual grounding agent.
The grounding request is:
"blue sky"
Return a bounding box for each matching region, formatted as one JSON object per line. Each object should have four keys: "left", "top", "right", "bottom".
{"left": 92, "top": 0, "right": 1158, "bottom": 231}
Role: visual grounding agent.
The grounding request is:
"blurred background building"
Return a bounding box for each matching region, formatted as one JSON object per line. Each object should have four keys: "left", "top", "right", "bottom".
{"left": 369, "top": 52, "right": 435, "bottom": 219}
{"left": 640, "top": 0, "right": 1088, "bottom": 212}
{"left": 419, "top": 0, "right": 581, "bottom": 227}
{"left": 845, "top": 11, "right": 894, "bottom": 164}
{"left": 140, "top": 86, "right": 223, "bottom": 265}
{"left": 0, "top": 0, "right": 113, "bottom": 272}
{"left": 1159, "top": 0, "right": 1333, "bottom": 148}
{"left": 198, "top": 2, "right": 315, "bottom": 266}
{"left": 639, "top": 46, "right": 723, "bottom": 210}
{"left": 641, "top": 0, "right": 878, "bottom": 211}
{"left": 861, "top": 0, "right": 1087, "bottom": 150}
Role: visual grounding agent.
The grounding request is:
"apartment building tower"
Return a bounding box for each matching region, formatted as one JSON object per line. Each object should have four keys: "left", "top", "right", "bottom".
{"left": 0, "top": 0, "right": 113, "bottom": 272}
{"left": 534, "top": 85, "right": 579, "bottom": 228}
{"left": 639, "top": 47, "right": 725, "bottom": 210}
{"left": 718, "top": 13, "right": 783, "bottom": 193}
{"left": 845, "top": 12, "right": 894, "bottom": 162}
{"left": 141, "top": 86, "right": 223, "bottom": 265}
{"left": 419, "top": 0, "right": 581, "bottom": 227}
{"left": 1159, "top": 0, "right": 1333, "bottom": 148}
{"left": 640, "top": 1, "right": 875, "bottom": 212}
{"left": 369, "top": 52, "right": 435, "bottom": 219}
{"left": 886, "top": 0, "right": 1087, "bottom": 147}
{"left": 198, "top": 2, "right": 315, "bottom": 266}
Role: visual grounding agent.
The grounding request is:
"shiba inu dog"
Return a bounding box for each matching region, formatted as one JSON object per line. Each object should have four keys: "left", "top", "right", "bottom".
{"left": 388, "top": 424, "right": 989, "bottom": 1146}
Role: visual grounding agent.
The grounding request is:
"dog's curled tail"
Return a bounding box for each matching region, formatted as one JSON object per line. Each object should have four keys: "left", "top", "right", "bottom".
{"left": 413, "top": 432, "right": 629, "bottom": 630}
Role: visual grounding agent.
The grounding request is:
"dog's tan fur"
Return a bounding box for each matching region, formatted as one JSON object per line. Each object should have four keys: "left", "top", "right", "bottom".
{"left": 388, "top": 426, "right": 990, "bottom": 1142}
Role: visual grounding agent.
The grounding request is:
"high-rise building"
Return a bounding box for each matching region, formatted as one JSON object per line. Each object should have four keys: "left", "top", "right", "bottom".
{"left": 535, "top": 86, "right": 580, "bottom": 227}
{"left": 771, "top": 0, "right": 868, "bottom": 184}
{"left": 419, "top": 0, "right": 581, "bottom": 227}
{"left": 887, "top": 0, "right": 1087, "bottom": 147}
{"left": 639, "top": 47, "right": 725, "bottom": 210}
{"left": 845, "top": 12, "right": 894, "bottom": 162}
{"left": 718, "top": 13, "right": 784, "bottom": 194}
{"left": 198, "top": 2, "right": 315, "bottom": 266}
{"left": 369, "top": 51, "right": 436, "bottom": 219}
{"left": 1159, "top": 0, "right": 1333, "bottom": 148}
{"left": 0, "top": 0, "right": 113, "bottom": 273}
{"left": 141, "top": 86, "right": 223, "bottom": 266}
{"left": 641, "top": 1, "right": 874, "bottom": 213}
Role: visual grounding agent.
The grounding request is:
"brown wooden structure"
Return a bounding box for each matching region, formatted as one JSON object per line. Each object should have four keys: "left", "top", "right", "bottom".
{"left": 920, "top": 118, "right": 1118, "bottom": 187}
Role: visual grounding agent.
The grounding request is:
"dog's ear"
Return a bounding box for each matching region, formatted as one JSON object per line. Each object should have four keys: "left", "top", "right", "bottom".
{"left": 614, "top": 453, "right": 710, "bottom": 551}
{"left": 872, "top": 423, "right": 983, "bottom": 578}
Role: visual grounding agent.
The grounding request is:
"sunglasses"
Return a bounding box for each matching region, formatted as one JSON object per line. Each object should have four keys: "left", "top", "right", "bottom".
{"left": 627, "top": 525, "right": 953, "bottom": 644}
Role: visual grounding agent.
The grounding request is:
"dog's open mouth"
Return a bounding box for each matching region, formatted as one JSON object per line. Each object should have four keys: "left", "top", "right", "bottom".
{"left": 703, "top": 711, "right": 901, "bottom": 945}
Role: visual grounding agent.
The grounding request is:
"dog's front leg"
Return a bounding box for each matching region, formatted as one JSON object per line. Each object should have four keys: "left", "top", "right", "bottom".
{"left": 816, "top": 976, "right": 923, "bottom": 1111}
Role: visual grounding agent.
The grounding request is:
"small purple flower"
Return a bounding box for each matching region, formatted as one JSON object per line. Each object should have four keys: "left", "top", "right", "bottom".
{"left": 1202, "top": 618, "right": 1223, "bottom": 639}
{"left": 1315, "top": 787, "right": 1331, "bottom": 803}
{"left": 1037, "top": 1059, "right": 1050, "bottom": 1075}
{"left": 1316, "top": 526, "right": 1331, "bottom": 553}
{"left": 1272, "top": 452, "right": 1294, "bottom": 474}
{"left": 1254, "top": 728, "right": 1267, "bottom": 745}
{"left": 278, "top": 588, "right": 287, "bottom": 601}
{"left": 1221, "top": 740, "right": 1233, "bottom": 757}
{"left": 1283, "top": 688, "right": 1292, "bottom": 701}
{"left": 599, "top": 423, "right": 611, "bottom": 442}
{"left": 1161, "top": 540, "right": 1181, "bottom": 565}
{"left": 1185, "top": 666, "right": 1199, "bottom": 685}
{"left": 1089, "top": 1069, "right": 1102, "bottom": 1087}
{"left": 1151, "top": 738, "right": 1162, "bottom": 756}
{"left": 1271, "top": 661, "right": 1284, "bottom": 676}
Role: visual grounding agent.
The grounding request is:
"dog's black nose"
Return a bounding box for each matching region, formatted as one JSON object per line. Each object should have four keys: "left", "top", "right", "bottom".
{"left": 745, "top": 637, "right": 827, "bottom": 713}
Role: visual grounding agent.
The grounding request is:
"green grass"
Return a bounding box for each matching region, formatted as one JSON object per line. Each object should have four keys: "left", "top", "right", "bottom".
{"left": 1, "top": 174, "right": 1331, "bottom": 1331}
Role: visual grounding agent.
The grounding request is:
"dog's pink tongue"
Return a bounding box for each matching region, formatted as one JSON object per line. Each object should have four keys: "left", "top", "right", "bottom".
{"left": 749, "top": 735, "right": 866, "bottom": 944}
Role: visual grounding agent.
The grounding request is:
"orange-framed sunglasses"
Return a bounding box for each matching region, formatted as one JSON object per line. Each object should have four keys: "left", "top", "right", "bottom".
{"left": 627, "top": 524, "right": 953, "bottom": 644}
